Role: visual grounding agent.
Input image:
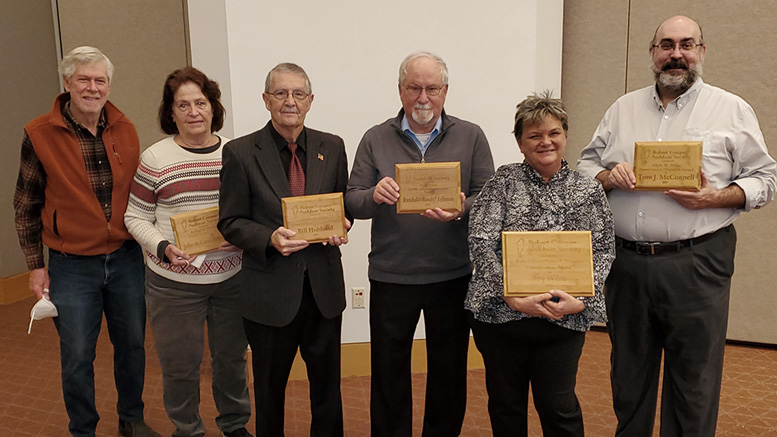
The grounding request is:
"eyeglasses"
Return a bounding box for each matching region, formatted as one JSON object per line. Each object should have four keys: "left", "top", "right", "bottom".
{"left": 403, "top": 85, "right": 444, "bottom": 97}
{"left": 268, "top": 89, "right": 310, "bottom": 101}
{"left": 652, "top": 40, "right": 704, "bottom": 52}
{"left": 175, "top": 101, "right": 209, "bottom": 113}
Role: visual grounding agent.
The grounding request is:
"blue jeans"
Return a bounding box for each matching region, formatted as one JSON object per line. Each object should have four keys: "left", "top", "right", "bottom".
{"left": 48, "top": 240, "right": 147, "bottom": 437}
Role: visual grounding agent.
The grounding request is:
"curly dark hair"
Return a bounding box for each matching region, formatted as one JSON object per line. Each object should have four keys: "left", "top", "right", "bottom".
{"left": 158, "top": 66, "right": 225, "bottom": 135}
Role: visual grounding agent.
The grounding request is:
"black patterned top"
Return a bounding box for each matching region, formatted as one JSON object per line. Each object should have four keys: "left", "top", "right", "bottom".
{"left": 465, "top": 160, "right": 615, "bottom": 331}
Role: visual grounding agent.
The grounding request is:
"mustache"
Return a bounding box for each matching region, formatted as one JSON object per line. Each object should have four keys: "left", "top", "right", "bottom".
{"left": 414, "top": 104, "right": 432, "bottom": 110}
{"left": 662, "top": 59, "right": 689, "bottom": 71}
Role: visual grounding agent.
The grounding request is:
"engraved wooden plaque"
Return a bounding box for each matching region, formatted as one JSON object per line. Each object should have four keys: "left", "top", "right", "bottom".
{"left": 502, "top": 231, "right": 595, "bottom": 297}
{"left": 395, "top": 162, "right": 461, "bottom": 214}
{"left": 633, "top": 141, "right": 702, "bottom": 191}
{"left": 282, "top": 193, "right": 346, "bottom": 243}
{"left": 169, "top": 206, "right": 225, "bottom": 255}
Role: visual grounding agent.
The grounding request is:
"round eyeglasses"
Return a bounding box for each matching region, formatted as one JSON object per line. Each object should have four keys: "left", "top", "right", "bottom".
{"left": 403, "top": 85, "right": 444, "bottom": 97}
{"left": 652, "top": 40, "right": 704, "bottom": 52}
{"left": 268, "top": 89, "right": 310, "bottom": 101}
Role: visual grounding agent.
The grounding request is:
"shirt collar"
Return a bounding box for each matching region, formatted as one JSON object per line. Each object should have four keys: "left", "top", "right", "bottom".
{"left": 269, "top": 122, "right": 306, "bottom": 153}
{"left": 62, "top": 101, "right": 107, "bottom": 131}
{"left": 521, "top": 159, "right": 571, "bottom": 184}
{"left": 651, "top": 77, "right": 704, "bottom": 110}
{"left": 400, "top": 114, "right": 443, "bottom": 136}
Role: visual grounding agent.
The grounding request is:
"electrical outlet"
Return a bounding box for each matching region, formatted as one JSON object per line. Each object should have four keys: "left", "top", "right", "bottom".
{"left": 352, "top": 287, "right": 366, "bottom": 309}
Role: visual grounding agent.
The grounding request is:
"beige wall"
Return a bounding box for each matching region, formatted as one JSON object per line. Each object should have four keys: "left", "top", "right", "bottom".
{"left": 57, "top": 0, "right": 189, "bottom": 148}
{"left": 562, "top": 1, "right": 777, "bottom": 343}
{"left": 0, "top": 0, "right": 61, "bottom": 277}
{"left": 2, "top": 1, "right": 189, "bottom": 281}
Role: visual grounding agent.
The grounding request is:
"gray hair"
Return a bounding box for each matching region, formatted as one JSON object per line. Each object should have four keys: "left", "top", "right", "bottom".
{"left": 513, "top": 90, "right": 568, "bottom": 140}
{"left": 398, "top": 51, "right": 449, "bottom": 86}
{"left": 264, "top": 63, "right": 312, "bottom": 94}
{"left": 59, "top": 46, "right": 114, "bottom": 83}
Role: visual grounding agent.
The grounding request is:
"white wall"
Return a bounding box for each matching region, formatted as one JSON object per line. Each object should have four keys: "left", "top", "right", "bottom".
{"left": 188, "top": 0, "right": 564, "bottom": 343}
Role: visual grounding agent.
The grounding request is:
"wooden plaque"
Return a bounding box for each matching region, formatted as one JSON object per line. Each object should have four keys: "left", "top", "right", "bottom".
{"left": 282, "top": 193, "right": 346, "bottom": 243}
{"left": 395, "top": 162, "right": 461, "bottom": 214}
{"left": 633, "top": 141, "right": 702, "bottom": 191}
{"left": 169, "top": 206, "right": 225, "bottom": 255}
{"left": 502, "top": 231, "right": 595, "bottom": 297}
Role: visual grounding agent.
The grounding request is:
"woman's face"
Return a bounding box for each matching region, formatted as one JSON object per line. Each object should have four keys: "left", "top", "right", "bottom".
{"left": 517, "top": 115, "right": 567, "bottom": 180}
{"left": 172, "top": 81, "right": 213, "bottom": 137}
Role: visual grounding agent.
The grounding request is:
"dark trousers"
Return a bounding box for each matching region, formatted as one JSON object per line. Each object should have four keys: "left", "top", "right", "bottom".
{"left": 369, "top": 275, "right": 470, "bottom": 437}
{"left": 607, "top": 226, "right": 736, "bottom": 437}
{"left": 243, "top": 279, "right": 343, "bottom": 437}
{"left": 471, "top": 317, "right": 585, "bottom": 437}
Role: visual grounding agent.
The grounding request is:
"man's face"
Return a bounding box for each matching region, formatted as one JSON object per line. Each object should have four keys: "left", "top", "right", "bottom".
{"left": 650, "top": 16, "right": 706, "bottom": 94}
{"left": 262, "top": 71, "right": 313, "bottom": 132}
{"left": 399, "top": 57, "right": 448, "bottom": 132}
{"left": 63, "top": 62, "right": 111, "bottom": 120}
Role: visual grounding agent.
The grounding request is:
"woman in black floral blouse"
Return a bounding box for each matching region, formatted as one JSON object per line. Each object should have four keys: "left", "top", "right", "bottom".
{"left": 465, "top": 91, "right": 615, "bottom": 436}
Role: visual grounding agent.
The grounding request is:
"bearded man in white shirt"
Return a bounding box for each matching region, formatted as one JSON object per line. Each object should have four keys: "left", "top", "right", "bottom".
{"left": 577, "top": 15, "right": 777, "bottom": 437}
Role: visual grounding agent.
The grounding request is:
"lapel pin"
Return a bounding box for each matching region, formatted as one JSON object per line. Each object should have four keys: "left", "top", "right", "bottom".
{"left": 318, "top": 153, "right": 324, "bottom": 161}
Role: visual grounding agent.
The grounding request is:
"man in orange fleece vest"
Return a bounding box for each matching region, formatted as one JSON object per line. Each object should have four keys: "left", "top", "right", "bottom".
{"left": 13, "top": 46, "right": 159, "bottom": 437}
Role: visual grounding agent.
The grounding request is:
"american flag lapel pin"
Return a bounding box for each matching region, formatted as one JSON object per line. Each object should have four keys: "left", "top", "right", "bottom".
{"left": 318, "top": 153, "right": 324, "bottom": 161}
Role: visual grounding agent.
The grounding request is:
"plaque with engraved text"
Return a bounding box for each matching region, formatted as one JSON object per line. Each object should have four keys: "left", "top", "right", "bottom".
{"left": 169, "top": 206, "right": 225, "bottom": 255}
{"left": 633, "top": 141, "right": 702, "bottom": 191}
{"left": 395, "top": 162, "right": 461, "bottom": 214}
{"left": 502, "top": 231, "right": 595, "bottom": 297}
{"left": 282, "top": 193, "right": 346, "bottom": 243}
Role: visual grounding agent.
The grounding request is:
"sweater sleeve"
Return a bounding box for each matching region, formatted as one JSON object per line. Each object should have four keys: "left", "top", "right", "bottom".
{"left": 345, "top": 130, "right": 382, "bottom": 219}
{"left": 124, "top": 149, "right": 168, "bottom": 255}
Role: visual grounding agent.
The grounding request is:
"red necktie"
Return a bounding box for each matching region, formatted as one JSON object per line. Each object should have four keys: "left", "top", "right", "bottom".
{"left": 288, "top": 142, "right": 305, "bottom": 196}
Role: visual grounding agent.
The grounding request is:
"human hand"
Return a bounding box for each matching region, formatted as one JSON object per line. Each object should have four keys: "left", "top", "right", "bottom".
{"left": 165, "top": 244, "right": 197, "bottom": 266}
{"left": 271, "top": 226, "right": 309, "bottom": 256}
{"left": 323, "top": 218, "right": 351, "bottom": 247}
{"left": 503, "top": 293, "right": 561, "bottom": 319}
{"left": 543, "top": 289, "right": 585, "bottom": 318}
{"left": 218, "top": 241, "right": 241, "bottom": 252}
{"left": 373, "top": 176, "right": 400, "bottom": 205}
{"left": 29, "top": 268, "right": 50, "bottom": 300}
{"left": 604, "top": 162, "right": 636, "bottom": 191}
{"left": 421, "top": 192, "right": 466, "bottom": 222}
{"left": 663, "top": 171, "right": 744, "bottom": 210}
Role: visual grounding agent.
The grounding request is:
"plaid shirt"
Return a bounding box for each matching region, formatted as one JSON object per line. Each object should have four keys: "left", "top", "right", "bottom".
{"left": 13, "top": 102, "right": 111, "bottom": 270}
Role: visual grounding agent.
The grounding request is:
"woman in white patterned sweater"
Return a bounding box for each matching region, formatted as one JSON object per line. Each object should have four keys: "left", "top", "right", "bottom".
{"left": 124, "top": 67, "right": 252, "bottom": 437}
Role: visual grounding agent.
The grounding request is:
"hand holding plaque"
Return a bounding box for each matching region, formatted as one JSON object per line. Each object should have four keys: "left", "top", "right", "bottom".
{"left": 395, "top": 162, "right": 461, "bottom": 214}
{"left": 501, "top": 231, "right": 595, "bottom": 297}
{"left": 169, "top": 206, "right": 225, "bottom": 255}
{"left": 633, "top": 141, "right": 702, "bottom": 191}
{"left": 282, "top": 193, "right": 347, "bottom": 243}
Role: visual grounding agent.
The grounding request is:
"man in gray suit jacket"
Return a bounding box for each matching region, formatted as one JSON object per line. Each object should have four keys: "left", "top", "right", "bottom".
{"left": 218, "top": 63, "right": 349, "bottom": 437}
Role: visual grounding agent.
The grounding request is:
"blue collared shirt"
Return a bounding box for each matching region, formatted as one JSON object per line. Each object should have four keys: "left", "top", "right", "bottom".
{"left": 401, "top": 115, "right": 442, "bottom": 157}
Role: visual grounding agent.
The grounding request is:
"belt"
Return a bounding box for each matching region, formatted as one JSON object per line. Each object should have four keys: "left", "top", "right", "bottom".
{"left": 49, "top": 239, "right": 139, "bottom": 257}
{"left": 616, "top": 226, "right": 728, "bottom": 256}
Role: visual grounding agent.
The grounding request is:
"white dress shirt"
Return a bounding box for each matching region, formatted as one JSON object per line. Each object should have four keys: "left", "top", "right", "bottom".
{"left": 577, "top": 79, "right": 776, "bottom": 242}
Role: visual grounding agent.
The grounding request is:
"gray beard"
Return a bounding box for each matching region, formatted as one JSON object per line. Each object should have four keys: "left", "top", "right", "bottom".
{"left": 652, "top": 63, "right": 703, "bottom": 94}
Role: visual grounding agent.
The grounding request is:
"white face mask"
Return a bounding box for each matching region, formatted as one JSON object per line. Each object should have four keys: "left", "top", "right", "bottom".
{"left": 28, "top": 295, "right": 58, "bottom": 334}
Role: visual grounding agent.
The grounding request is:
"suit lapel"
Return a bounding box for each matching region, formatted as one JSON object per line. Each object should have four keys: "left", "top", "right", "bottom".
{"left": 304, "top": 130, "right": 325, "bottom": 195}
{"left": 254, "top": 126, "right": 292, "bottom": 199}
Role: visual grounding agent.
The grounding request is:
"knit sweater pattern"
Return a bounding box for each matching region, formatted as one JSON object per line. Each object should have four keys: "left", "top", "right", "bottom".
{"left": 125, "top": 135, "right": 241, "bottom": 284}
